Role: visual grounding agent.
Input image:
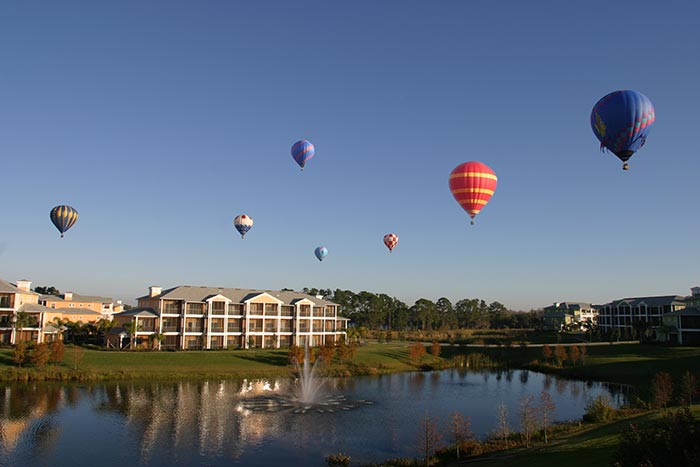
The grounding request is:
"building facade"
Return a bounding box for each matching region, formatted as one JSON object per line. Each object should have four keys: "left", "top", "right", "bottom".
{"left": 542, "top": 302, "right": 597, "bottom": 331}
{"left": 40, "top": 292, "right": 123, "bottom": 320}
{"left": 0, "top": 280, "right": 62, "bottom": 344}
{"left": 108, "top": 285, "right": 348, "bottom": 350}
{"left": 596, "top": 295, "right": 686, "bottom": 337}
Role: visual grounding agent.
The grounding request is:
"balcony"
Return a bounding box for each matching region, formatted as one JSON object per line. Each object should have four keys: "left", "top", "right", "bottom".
{"left": 161, "top": 326, "right": 179, "bottom": 333}
{"left": 185, "top": 326, "right": 203, "bottom": 333}
{"left": 210, "top": 325, "right": 225, "bottom": 333}
{"left": 0, "top": 298, "right": 14, "bottom": 308}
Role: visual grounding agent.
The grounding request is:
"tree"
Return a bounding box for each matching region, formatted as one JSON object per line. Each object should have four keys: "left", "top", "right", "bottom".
{"left": 430, "top": 341, "right": 441, "bottom": 358}
{"left": 678, "top": 371, "right": 698, "bottom": 407}
{"left": 49, "top": 340, "right": 65, "bottom": 365}
{"left": 33, "top": 286, "right": 61, "bottom": 295}
{"left": 496, "top": 403, "right": 510, "bottom": 448}
{"left": 542, "top": 344, "right": 553, "bottom": 363}
{"left": 540, "top": 391, "right": 556, "bottom": 444}
{"left": 71, "top": 345, "right": 85, "bottom": 370}
{"left": 13, "top": 311, "right": 33, "bottom": 342}
{"left": 319, "top": 342, "right": 335, "bottom": 364}
{"left": 449, "top": 412, "right": 473, "bottom": 460}
{"left": 31, "top": 342, "right": 50, "bottom": 367}
{"left": 288, "top": 345, "right": 305, "bottom": 365}
{"left": 417, "top": 412, "right": 441, "bottom": 467}
{"left": 651, "top": 372, "right": 674, "bottom": 409}
{"left": 553, "top": 345, "right": 568, "bottom": 367}
{"left": 12, "top": 341, "right": 28, "bottom": 367}
{"left": 568, "top": 345, "right": 581, "bottom": 366}
{"left": 408, "top": 342, "right": 426, "bottom": 366}
{"left": 150, "top": 333, "right": 165, "bottom": 350}
{"left": 335, "top": 341, "right": 350, "bottom": 365}
{"left": 519, "top": 395, "right": 537, "bottom": 448}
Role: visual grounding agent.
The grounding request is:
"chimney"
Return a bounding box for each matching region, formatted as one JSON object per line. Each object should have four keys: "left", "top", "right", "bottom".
{"left": 64, "top": 292, "right": 73, "bottom": 300}
{"left": 149, "top": 286, "right": 162, "bottom": 297}
{"left": 316, "top": 294, "right": 324, "bottom": 300}
{"left": 15, "top": 280, "right": 31, "bottom": 292}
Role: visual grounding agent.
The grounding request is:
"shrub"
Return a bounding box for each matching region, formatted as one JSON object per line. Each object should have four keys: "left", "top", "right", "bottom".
{"left": 650, "top": 372, "right": 674, "bottom": 409}
{"left": 612, "top": 407, "right": 700, "bottom": 467}
{"left": 583, "top": 394, "right": 617, "bottom": 423}
{"left": 31, "top": 343, "right": 51, "bottom": 367}
{"left": 430, "top": 341, "right": 441, "bottom": 357}
{"left": 325, "top": 452, "right": 351, "bottom": 466}
{"left": 12, "top": 342, "right": 29, "bottom": 367}
{"left": 49, "top": 340, "right": 65, "bottom": 365}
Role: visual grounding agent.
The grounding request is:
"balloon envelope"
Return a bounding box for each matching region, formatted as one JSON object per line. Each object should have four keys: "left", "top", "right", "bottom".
{"left": 50, "top": 205, "right": 78, "bottom": 238}
{"left": 449, "top": 161, "right": 497, "bottom": 223}
{"left": 291, "top": 140, "right": 315, "bottom": 169}
{"left": 233, "top": 214, "right": 253, "bottom": 238}
{"left": 383, "top": 233, "right": 398, "bottom": 252}
{"left": 591, "top": 90, "right": 655, "bottom": 169}
{"left": 314, "top": 246, "right": 328, "bottom": 261}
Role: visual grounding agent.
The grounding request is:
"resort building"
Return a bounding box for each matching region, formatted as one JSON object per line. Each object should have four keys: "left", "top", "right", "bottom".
{"left": 596, "top": 295, "right": 686, "bottom": 337}
{"left": 0, "top": 279, "right": 63, "bottom": 344}
{"left": 39, "top": 292, "right": 123, "bottom": 320}
{"left": 542, "top": 302, "right": 597, "bottom": 331}
{"left": 0, "top": 278, "right": 124, "bottom": 345}
{"left": 108, "top": 285, "right": 349, "bottom": 350}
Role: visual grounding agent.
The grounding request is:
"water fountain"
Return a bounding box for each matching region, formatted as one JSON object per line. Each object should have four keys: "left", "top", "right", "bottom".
{"left": 237, "top": 343, "right": 371, "bottom": 414}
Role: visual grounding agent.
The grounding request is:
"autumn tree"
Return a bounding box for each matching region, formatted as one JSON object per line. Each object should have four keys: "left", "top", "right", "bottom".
{"left": 651, "top": 372, "right": 674, "bottom": 409}
{"left": 553, "top": 346, "right": 568, "bottom": 367}
{"left": 31, "top": 342, "right": 50, "bottom": 367}
{"left": 12, "top": 341, "right": 28, "bottom": 367}
{"left": 568, "top": 345, "right": 581, "bottom": 366}
{"left": 496, "top": 403, "right": 510, "bottom": 448}
{"left": 335, "top": 341, "right": 350, "bottom": 365}
{"left": 288, "top": 345, "right": 305, "bottom": 365}
{"left": 417, "top": 413, "right": 441, "bottom": 467}
{"left": 319, "top": 342, "right": 335, "bottom": 364}
{"left": 542, "top": 344, "right": 553, "bottom": 363}
{"left": 449, "top": 412, "right": 473, "bottom": 460}
{"left": 519, "top": 395, "right": 537, "bottom": 448}
{"left": 540, "top": 391, "right": 556, "bottom": 444}
{"left": 678, "top": 371, "right": 698, "bottom": 407}
{"left": 430, "top": 341, "right": 441, "bottom": 358}
{"left": 408, "top": 342, "right": 426, "bottom": 366}
{"left": 49, "top": 340, "right": 65, "bottom": 365}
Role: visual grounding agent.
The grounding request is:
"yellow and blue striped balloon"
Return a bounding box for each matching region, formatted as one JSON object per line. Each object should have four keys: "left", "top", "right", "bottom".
{"left": 50, "top": 205, "right": 78, "bottom": 238}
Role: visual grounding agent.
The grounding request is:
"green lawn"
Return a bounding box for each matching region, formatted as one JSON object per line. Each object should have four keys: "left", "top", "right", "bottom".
{"left": 0, "top": 343, "right": 420, "bottom": 381}
{"left": 466, "top": 406, "right": 700, "bottom": 467}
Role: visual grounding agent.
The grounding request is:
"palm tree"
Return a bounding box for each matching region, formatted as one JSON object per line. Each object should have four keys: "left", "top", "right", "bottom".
{"left": 13, "top": 311, "right": 33, "bottom": 343}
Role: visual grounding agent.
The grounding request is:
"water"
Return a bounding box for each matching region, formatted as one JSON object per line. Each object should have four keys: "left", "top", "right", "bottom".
{"left": 0, "top": 370, "right": 627, "bottom": 467}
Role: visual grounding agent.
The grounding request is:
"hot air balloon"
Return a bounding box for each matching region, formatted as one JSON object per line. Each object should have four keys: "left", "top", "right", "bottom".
{"left": 383, "top": 233, "right": 398, "bottom": 252}
{"left": 449, "top": 161, "right": 497, "bottom": 225}
{"left": 233, "top": 214, "right": 253, "bottom": 239}
{"left": 314, "top": 246, "right": 328, "bottom": 262}
{"left": 50, "top": 205, "right": 78, "bottom": 238}
{"left": 591, "top": 90, "right": 655, "bottom": 170}
{"left": 291, "top": 140, "right": 315, "bottom": 170}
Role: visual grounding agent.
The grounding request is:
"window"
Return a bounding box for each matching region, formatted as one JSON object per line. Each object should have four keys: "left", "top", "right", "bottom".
{"left": 185, "top": 303, "right": 204, "bottom": 314}
{"left": 211, "top": 301, "right": 226, "bottom": 315}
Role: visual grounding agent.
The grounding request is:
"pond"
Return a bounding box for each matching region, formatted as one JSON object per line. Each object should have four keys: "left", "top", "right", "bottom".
{"left": 0, "top": 369, "right": 626, "bottom": 466}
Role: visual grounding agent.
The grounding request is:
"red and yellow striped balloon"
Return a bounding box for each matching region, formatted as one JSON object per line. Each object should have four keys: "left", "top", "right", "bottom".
{"left": 449, "top": 161, "right": 497, "bottom": 224}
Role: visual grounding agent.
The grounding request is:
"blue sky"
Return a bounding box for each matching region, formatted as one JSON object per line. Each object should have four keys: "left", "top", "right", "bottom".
{"left": 2, "top": 1, "right": 699, "bottom": 310}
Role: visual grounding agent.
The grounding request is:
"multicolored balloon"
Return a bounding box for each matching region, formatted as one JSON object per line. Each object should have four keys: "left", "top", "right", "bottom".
{"left": 449, "top": 161, "right": 497, "bottom": 225}
{"left": 591, "top": 90, "right": 655, "bottom": 170}
{"left": 291, "top": 140, "right": 315, "bottom": 170}
{"left": 314, "top": 246, "right": 328, "bottom": 262}
{"left": 383, "top": 233, "right": 398, "bottom": 252}
{"left": 50, "top": 205, "right": 78, "bottom": 238}
{"left": 233, "top": 214, "right": 253, "bottom": 239}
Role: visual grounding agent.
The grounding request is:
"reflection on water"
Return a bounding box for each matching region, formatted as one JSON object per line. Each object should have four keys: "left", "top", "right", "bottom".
{"left": 0, "top": 370, "right": 630, "bottom": 467}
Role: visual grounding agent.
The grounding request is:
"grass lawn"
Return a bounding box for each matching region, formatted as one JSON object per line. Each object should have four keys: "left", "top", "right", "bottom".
{"left": 0, "top": 342, "right": 421, "bottom": 380}
{"left": 466, "top": 406, "right": 700, "bottom": 467}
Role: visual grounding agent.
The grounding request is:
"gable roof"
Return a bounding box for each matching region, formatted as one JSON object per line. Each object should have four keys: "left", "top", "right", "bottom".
{"left": 0, "top": 280, "right": 39, "bottom": 295}
{"left": 601, "top": 295, "right": 686, "bottom": 308}
{"left": 113, "top": 307, "right": 159, "bottom": 318}
{"left": 137, "top": 285, "right": 338, "bottom": 307}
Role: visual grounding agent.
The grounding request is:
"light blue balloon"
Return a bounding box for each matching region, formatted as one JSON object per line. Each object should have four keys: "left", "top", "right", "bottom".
{"left": 314, "top": 246, "right": 328, "bottom": 262}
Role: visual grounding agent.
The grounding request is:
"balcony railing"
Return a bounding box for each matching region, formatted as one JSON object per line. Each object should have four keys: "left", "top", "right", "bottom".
{"left": 161, "top": 326, "right": 179, "bottom": 333}
{"left": 185, "top": 326, "right": 203, "bottom": 333}
{"left": 0, "top": 299, "right": 13, "bottom": 308}
{"left": 211, "top": 326, "right": 224, "bottom": 333}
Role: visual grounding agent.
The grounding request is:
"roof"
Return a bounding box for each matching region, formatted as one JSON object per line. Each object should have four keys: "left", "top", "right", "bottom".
{"left": 52, "top": 307, "right": 103, "bottom": 316}
{"left": 17, "top": 303, "right": 54, "bottom": 313}
{"left": 600, "top": 295, "right": 686, "bottom": 308}
{"left": 113, "top": 307, "right": 159, "bottom": 318}
{"left": 664, "top": 307, "right": 700, "bottom": 317}
{"left": 0, "top": 279, "right": 39, "bottom": 295}
{"left": 543, "top": 302, "right": 593, "bottom": 312}
{"left": 136, "top": 285, "right": 339, "bottom": 307}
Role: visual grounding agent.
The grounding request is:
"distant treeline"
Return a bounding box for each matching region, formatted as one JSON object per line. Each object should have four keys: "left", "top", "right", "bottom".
{"left": 300, "top": 288, "right": 543, "bottom": 331}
